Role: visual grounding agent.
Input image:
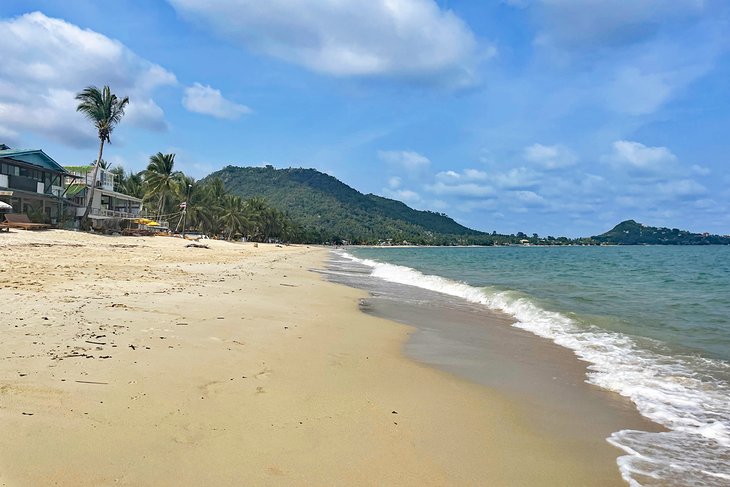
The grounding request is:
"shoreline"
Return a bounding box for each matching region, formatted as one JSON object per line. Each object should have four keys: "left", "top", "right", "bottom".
{"left": 2, "top": 230, "right": 639, "bottom": 485}
{"left": 324, "top": 249, "right": 664, "bottom": 485}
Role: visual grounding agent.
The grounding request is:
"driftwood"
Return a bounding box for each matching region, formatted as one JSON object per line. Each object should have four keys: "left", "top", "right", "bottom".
{"left": 186, "top": 243, "right": 210, "bottom": 249}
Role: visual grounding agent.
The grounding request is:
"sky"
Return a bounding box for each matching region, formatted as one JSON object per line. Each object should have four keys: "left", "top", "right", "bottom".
{"left": 1, "top": 0, "right": 729, "bottom": 237}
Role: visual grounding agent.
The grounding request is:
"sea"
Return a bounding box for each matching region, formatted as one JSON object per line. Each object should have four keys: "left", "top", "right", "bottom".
{"left": 328, "top": 245, "right": 730, "bottom": 487}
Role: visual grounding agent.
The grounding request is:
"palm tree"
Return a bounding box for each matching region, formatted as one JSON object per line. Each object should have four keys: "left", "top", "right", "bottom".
{"left": 75, "top": 86, "right": 129, "bottom": 223}
{"left": 119, "top": 171, "right": 145, "bottom": 199}
{"left": 144, "top": 153, "right": 182, "bottom": 220}
{"left": 219, "top": 194, "right": 248, "bottom": 240}
{"left": 182, "top": 181, "right": 217, "bottom": 235}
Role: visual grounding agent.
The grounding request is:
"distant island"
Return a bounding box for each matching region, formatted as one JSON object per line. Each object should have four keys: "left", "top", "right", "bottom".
{"left": 206, "top": 165, "right": 729, "bottom": 246}
{"left": 591, "top": 220, "right": 730, "bottom": 245}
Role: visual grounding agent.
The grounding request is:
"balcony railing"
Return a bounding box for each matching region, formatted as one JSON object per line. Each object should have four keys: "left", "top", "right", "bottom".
{"left": 77, "top": 207, "right": 142, "bottom": 219}
{"left": 67, "top": 168, "right": 115, "bottom": 191}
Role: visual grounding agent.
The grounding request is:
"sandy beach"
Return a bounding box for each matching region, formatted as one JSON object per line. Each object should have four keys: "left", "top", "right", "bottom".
{"left": 2, "top": 230, "right": 633, "bottom": 486}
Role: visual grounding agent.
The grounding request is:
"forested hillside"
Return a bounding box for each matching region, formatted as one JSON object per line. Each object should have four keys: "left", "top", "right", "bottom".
{"left": 203, "top": 165, "right": 491, "bottom": 244}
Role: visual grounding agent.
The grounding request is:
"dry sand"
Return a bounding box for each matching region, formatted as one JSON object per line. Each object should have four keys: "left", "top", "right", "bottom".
{"left": 1, "top": 230, "right": 626, "bottom": 486}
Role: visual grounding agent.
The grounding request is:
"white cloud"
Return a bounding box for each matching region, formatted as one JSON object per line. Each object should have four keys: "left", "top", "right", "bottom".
{"left": 387, "top": 176, "right": 402, "bottom": 189}
{"left": 429, "top": 166, "right": 539, "bottom": 201}
{"left": 0, "top": 12, "right": 176, "bottom": 147}
{"left": 691, "top": 164, "right": 711, "bottom": 176}
{"left": 606, "top": 140, "right": 677, "bottom": 171}
{"left": 435, "top": 168, "right": 487, "bottom": 182}
{"left": 492, "top": 167, "right": 540, "bottom": 189}
{"left": 167, "top": 0, "right": 488, "bottom": 84}
{"left": 183, "top": 83, "right": 252, "bottom": 119}
{"left": 426, "top": 181, "right": 496, "bottom": 198}
{"left": 378, "top": 150, "right": 431, "bottom": 170}
{"left": 524, "top": 143, "right": 577, "bottom": 169}
{"left": 512, "top": 190, "right": 547, "bottom": 206}
{"left": 384, "top": 188, "right": 422, "bottom": 204}
{"left": 656, "top": 179, "right": 706, "bottom": 198}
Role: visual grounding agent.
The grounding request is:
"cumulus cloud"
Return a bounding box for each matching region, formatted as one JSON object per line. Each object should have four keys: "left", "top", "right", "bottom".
{"left": 429, "top": 166, "right": 539, "bottom": 200}
{"left": 655, "top": 179, "right": 706, "bottom": 198}
{"left": 512, "top": 190, "right": 547, "bottom": 206}
{"left": 492, "top": 167, "right": 540, "bottom": 189}
{"left": 605, "top": 140, "right": 677, "bottom": 172}
{"left": 427, "top": 182, "right": 496, "bottom": 198}
{"left": 435, "top": 169, "right": 487, "bottom": 182}
{"left": 0, "top": 12, "right": 176, "bottom": 147}
{"left": 167, "top": 0, "right": 488, "bottom": 85}
{"left": 378, "top": 150, "right": 431, "bottom": 170}
{"left": 183, "top": 83, "right": 252, "bottom": 119}
{"left": 384, "top": 188, "right": 422, "bottom": 204}
{"left": 524, "top": 143, "right": 577, "bottom": 169}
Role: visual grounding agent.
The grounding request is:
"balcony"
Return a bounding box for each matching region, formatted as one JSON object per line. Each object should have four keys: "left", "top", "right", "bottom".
{"left": 77, "top": 207, "right": 143, "bottom": 219}
{"left": 67, "top": 167, "right": 115, "bottom": 191}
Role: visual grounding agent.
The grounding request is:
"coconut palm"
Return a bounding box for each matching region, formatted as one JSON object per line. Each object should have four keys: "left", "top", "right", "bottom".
{"left": 219, "top": 194, "right": 248, "bottom": 240}
{"left": 182, "top": 181, "right": 217, "bottom": 235}
{"left": 206, "top": 177, "right": 227, "bottom": 202}
{"left": 119, "top": 171, "right": 145, "bottom": 199}
{"left": 144, "top": 152, "right": 182, "bottom": 220}
{"left": 75, "top": 85, "right": 129, "bottom": 223}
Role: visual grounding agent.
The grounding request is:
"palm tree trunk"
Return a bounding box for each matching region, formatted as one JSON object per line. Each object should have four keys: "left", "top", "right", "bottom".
{"left": 82, "top": 138, "right": 105, "bottom": 225}
{"left": 157, "top": 194, "right": 165, "bottom": 221}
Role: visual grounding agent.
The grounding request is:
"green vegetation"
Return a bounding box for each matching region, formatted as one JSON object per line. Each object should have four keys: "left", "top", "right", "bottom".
{"left": 592, "top": 220, "right": 730, "bottom": 245}
{"left": 203, "top": 165, "right": 499, "bottom": 244}
{"left": 110, "top": 157, "right": 295, "bottom": 242}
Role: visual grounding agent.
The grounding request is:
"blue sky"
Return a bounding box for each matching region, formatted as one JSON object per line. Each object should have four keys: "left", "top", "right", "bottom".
{"left": 1, "top": 0, "right": 729, "bottom": 237}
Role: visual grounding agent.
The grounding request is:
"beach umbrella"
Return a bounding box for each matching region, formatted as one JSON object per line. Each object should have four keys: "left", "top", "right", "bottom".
{"left": 0, "top": 201, "right": 12, "bottom": 211}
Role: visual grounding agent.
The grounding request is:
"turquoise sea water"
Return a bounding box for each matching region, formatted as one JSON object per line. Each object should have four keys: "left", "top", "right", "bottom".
{"left": 342, "top": 246, "right": 730, "bottom": 486}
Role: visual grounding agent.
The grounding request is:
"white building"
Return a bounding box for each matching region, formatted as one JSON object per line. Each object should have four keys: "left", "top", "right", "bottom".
{"left": 65, "top": 165, "right": 143, "bottom": 225}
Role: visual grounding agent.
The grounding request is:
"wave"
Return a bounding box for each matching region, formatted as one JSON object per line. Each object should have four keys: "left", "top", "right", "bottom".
{"left": 337, "top": 250, "right": 730, "bottom": 486}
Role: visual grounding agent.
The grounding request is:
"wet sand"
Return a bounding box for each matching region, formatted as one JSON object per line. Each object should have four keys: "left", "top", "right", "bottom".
{"left": 325, "top": 252, "right": 663, "bottom": 485}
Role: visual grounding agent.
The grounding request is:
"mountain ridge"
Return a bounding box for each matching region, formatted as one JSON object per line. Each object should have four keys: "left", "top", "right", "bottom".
{"left": 204, "top": 165, "right": 490, "bottom": 244}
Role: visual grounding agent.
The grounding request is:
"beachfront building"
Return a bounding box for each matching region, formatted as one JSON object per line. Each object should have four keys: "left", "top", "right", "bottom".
{"left": 0, "top": 145, "right": 69, "bottom": 224}
{"left": 64, "top": 165, "right": 143, "bottom": 226}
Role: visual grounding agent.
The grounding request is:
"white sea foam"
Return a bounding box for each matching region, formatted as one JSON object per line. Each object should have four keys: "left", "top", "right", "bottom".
{"left": 338, "top": 250, "right": 730, "bottom": 486}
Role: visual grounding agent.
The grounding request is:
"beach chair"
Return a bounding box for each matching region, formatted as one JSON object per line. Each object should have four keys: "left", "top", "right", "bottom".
{"left": 0, "top": 213, "right": 51, "bottom": 231}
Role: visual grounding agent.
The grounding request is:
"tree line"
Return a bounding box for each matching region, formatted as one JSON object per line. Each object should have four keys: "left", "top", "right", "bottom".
{"left": 110, "top": 155, "right": 299, "bottom": 242}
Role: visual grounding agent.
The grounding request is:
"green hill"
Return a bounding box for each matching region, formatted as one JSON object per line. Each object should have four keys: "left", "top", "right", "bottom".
{"left": 592, "top": 220, "right": 730, "bottom": 245}
{"left": 203, "top": 165, "right": 491, "bottom": 244}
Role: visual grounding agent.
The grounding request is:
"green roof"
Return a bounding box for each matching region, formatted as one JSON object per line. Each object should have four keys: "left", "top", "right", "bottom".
{"left": 64, "top": 165, "right": 93, "bottom": 173}
{"left": 0, "top": 148, "right": 69, "bottom": 174}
